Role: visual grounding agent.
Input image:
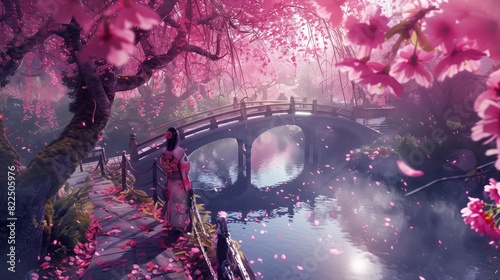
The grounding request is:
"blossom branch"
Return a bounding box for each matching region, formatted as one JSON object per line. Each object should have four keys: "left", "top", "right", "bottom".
{"left": 115, "top": 32, "right": 185, "bottom": 92}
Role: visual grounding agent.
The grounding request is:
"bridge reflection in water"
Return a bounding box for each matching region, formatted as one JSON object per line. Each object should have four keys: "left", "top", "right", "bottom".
{"left": 124, "top": 109, "right": 499, "bottom": 279}
{"left": 191, "top": 139, "right": 498, "bottom": 280}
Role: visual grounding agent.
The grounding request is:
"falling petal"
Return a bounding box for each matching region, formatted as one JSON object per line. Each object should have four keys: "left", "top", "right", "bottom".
{"left": 396, "top": 160, "right": 424, "bottom": 177}
{"left": 329, "top": 248, "right": 343, "bottom": 255}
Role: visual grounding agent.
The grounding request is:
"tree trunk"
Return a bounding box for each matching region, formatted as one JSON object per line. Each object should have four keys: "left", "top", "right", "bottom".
{"left": 0, "top": 93, "right": 111, "bottom": 278}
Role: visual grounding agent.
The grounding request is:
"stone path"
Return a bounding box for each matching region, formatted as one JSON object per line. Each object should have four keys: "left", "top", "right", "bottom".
{"left": 70, "top": 163, "right": 190, "bottom": 280}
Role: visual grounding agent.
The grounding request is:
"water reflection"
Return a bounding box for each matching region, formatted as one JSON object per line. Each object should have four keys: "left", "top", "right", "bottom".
{"left": 190, "top": 125, "right": 304, "bottom": 188}
{"left": 189, "top": 126, "right": 499, "bottom": 280}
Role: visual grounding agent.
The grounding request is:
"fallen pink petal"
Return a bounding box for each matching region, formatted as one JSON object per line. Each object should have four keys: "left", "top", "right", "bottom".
{"left": 397, "top": 160, "right": 425, "bottom": 177}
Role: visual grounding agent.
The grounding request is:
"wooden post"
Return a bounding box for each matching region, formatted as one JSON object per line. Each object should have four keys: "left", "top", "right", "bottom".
{"left": 129, "top": 133, "right": 138, "bottom": 162}
{"left": 178, "top": 127, "right": 185, "bottom": 140}
{"left": 265, "top": 105, "right": 272, "bottom": 117}
{"left": 312, "top": 99, "right": 318, "bottom": 114}
{"left": 233, "top": 96, "right": 238, "bottom": 109}
{"left": 289, "top": 96, "right": 295, "bottom": 114}
{"left": 121, "top": 151, "right": 127, "bottom": 191}
{"left": 99, "top": 154, "right": 105, "bottom": 176}
{"left": 152, "top": 158, "right": 158, "bottom": 204}
{"left": 210, "top": 117, "right": 218, "bottom": 129}
{"left": 240, "top": 101, "right": 247, "bottom": 121}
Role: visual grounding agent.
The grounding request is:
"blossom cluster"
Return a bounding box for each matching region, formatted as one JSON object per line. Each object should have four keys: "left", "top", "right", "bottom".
{"left": 461, "top": 178, "right": 500, "bottom": 241}
{"left": 38, "top": 0, "right": 160, "bottom": 66}
{"left": 335, "top": 0, "right": 498, "bottom": 98}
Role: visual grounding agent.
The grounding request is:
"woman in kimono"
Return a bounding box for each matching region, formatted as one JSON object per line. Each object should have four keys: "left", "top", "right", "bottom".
{"left": 160, "top": 127, "right": 192, "bottom": 232}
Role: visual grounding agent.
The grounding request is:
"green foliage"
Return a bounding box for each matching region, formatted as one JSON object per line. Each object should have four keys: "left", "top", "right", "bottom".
{"left": 446, "top": 120, "right": 465, "bottom": 131}
{"left": 394, "top": 134, "right": 419, "bottom": 161}
{"left": 43, "top": 183, "right": 94, "bottom": 262}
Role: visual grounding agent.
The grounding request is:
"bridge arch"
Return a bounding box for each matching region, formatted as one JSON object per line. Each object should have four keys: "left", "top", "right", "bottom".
{"left": 177, "top": 114, "right": 379, "bottom": 177}
{"left": 128, "top": 100, "right": 386, "bottom": 190}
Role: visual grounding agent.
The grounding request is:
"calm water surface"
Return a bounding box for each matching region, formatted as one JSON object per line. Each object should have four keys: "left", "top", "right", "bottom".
{"left": 189, "top": 126, "right": 498, "bottom": 280}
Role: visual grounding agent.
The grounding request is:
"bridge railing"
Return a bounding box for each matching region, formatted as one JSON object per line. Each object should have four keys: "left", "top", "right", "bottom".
{"left": 129, "top": 98, "right": 353, "bottom": 162}
{"left": 149, "top": 103, "right": 238, "bottom": 136}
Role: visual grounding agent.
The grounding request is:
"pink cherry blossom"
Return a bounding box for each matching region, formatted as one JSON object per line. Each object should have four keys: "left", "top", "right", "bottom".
{"left": 396, "top": 160, "right": 424, "bottom": 177}
{"left": 261, "top": 0, "right": 282, "bottom": 12}
{"left": 436, "top": 0, "right": 500, "bottom": 59}
{"left": 222, "top": 0, "right": 245, "bottom": 7}
{"left": 471, "top": 99, "right": 500, "bottom": 144}
{"left": 37, "top": 0, "right": 93, "bottom": 33}
{"left": 335, "top": 57, "right": 373, "bottom": 81}
{"left": 433, "top": 41, "right": 485, "bottom": 81}
{"left": 315, "top": 0, "right": 347, "bottom": 28}
{"left": 441, "top": 0, "right": 496, "bottom": 17}
{"left": 456, "top": 15, "right": 500, "bottom": 60}
{"left": 422, "top": 11, "right": 458, "bottom": 53}
{"left": 402, "top": 0, "right": 431, "bottom": 20}
{"left": 107, "top": 0, "right": 161, "bottom": 30}
{"left": 359, "top": 62, "right": 404, "bottom": 97}
{"left": 461, "top": 197, "right": 500, "bottom": 240}
{"left": 344, "top": 6, "right": 390, "bottom": 57}
{"left": 471, "top": 99, "right": 500, "bottom": 169}
{"left": 485, "top": 141, "right": 500, "bottom": 170}
{"left": 484, "top": 178, "right": 500, "bottom": 205}
{"left": 79, "top": 23, "right": 135, "bottom": 67}
{"left": 473, "top": 69, "right": 500, "bottom": 111}
{"left": 391, "top": 44, "right": 435, "bottom": 87}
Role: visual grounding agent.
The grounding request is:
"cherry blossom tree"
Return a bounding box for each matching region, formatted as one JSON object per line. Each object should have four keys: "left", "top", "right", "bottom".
{"left": 0, "top": 0, "right": 356, "bottom": 277}
{"left": 3, "top": 0, "right": 498, "bottom": 276}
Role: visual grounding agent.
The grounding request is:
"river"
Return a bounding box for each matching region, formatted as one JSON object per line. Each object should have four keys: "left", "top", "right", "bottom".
{"left": 189, "top": 125, "right": 498, "bottom": 280}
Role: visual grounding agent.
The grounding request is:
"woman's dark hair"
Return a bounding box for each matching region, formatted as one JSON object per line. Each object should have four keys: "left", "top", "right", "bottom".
{"left": 166, "top": 127, "right": 180, "bottom": 151}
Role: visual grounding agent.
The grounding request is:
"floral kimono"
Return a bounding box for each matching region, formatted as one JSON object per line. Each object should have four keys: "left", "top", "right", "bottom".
{"left": 160, "top": 145, "right": 191, "bottom": 231}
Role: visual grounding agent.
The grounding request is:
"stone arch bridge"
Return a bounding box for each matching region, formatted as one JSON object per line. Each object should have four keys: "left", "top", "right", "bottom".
{"left": 128, "top": 99, "right": 393, "bottom": 182}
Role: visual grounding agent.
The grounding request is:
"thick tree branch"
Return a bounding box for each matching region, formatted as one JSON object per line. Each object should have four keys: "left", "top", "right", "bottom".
{"left": 0, "top": 24, "right": 55, "bottom": 87}
{"left": 115, "top": 40, "right": 224, "bottom": 93}
{"left": 62, "top": 20, "right": 113, "bottom": 117}
{"left": 181, "top": 44, "right": 225, "bottom": 60}
{"left": 197, "top": 13, "right": 218, "bottom": 26}
{"left": 157, "top": 0, "right": 178, "bottom": 18}
{"left": 115, "top": 47, "right": 182, "bottom": 92}
{"left": 115, "top": 29, "right": 186, "bottom": 92}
